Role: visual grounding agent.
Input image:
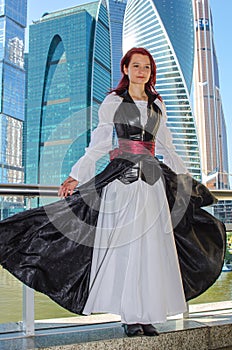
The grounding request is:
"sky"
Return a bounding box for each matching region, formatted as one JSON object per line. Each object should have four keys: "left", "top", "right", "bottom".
{"left": 27, "top": 0, "right": 232, "bottom": 180}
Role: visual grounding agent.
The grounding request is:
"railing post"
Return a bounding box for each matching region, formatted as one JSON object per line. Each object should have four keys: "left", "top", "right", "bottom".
{"left": 22, "top": 196, "right": 35, "bottom": 336}
{"left": 183, "top": 302, "right": 189, "bottom": 319}
{"left": 22, "top": 285, "right": 35, "bottom": 336}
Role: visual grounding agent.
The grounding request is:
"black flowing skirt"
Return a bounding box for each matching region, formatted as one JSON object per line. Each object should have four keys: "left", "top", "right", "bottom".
{"left": 0, "top": 158, "right": 226, "bottom": 314}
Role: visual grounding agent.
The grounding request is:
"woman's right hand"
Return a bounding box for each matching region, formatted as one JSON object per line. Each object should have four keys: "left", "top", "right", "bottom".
{"left": 58, "top": 176, "right": 79, "bottom": 198}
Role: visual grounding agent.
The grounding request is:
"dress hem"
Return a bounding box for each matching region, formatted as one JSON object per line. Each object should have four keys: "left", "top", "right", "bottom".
{"left": 82, "top": 307, "right": 187, "bottom": 324}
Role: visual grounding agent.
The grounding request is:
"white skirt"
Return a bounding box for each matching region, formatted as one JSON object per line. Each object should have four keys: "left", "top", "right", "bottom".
{"left": 83, "top": 177, "right": 187, "bottom": 324}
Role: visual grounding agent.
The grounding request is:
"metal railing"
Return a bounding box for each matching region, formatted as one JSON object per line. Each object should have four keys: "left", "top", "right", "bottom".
{"left": 0, "top": 183, "right": 59, "bottom": 197}
{"left": 211, "top": 189, "right": 232, "bottom": 199}
{"left": 0, "top": 184, "right": 59, "bottom": 336}
{"left": 0, "top": 184, "right": 232, "bottom": 336}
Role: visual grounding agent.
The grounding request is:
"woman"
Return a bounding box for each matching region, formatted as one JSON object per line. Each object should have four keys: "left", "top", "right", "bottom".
{"left": 58, "top": 47, "right": 225, "bottom": 336}
{"left": 0, "top": 48, "right": 226, "bottom": 337}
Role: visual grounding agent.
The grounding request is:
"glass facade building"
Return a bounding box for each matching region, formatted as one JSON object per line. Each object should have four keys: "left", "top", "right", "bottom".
{"left": 193, "top": 0, "right": 229, "bottom": 189}
{"left": 0, "top": 0, "right": 26, "bottom": 217}
{"left": 107, "top": 0, "right": 127, "bottom": 88}
{"left": 25, "top": 1, "right": 111, "bottom": 186}
{"left": 123, "top": 0, "right": 201, "bottom": 179}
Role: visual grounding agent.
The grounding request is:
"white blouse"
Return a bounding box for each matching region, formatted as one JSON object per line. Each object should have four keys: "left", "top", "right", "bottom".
{"left": 134, "top": 100, "right": 148, "bottom": 127}
{"left": 69, "top": 93, "right": 188, "bottom": 185}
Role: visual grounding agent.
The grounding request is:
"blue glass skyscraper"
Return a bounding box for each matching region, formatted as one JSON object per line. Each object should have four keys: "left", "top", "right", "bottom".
{"left": 26, "top": 1, "right": 111, "bottom": 186}
{"left": 123, "top": 0, "right": 201, "bottom": 179}
{"left": 0, "top": 0, "right": 27, "bottom": 217}
{"left": 107, "top": 0, "right": 127, "bottom": 88}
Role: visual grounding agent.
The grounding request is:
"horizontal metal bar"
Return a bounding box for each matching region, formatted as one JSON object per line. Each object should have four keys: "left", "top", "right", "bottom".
{"left": 0, "top": 184, "right": 231, "bottom": 200}
{"left": 211, "top": 190, "right": 232, "bottom": 200}
{"left": 0, "top": 184, "right": 59, "bottom": 197}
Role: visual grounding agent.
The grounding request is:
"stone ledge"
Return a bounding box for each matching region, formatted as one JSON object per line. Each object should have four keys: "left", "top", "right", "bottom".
{"left": 0, "top": 309, "right": 231, "bottom": 350}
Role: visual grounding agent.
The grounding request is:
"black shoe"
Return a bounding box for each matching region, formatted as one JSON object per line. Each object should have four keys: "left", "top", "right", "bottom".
{"left": 142, "top": 324, "right": 159, "bottom": 336}
{"left": 122, "top": 323, "right": 144, "bottom": 337}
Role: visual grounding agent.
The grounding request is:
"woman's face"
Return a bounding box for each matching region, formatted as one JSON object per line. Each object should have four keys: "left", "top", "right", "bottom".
{"left": 123, "top": 53, "right": 151, "bottom": 86}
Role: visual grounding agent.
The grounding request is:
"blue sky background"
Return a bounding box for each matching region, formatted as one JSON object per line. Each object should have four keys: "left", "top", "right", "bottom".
{"left": 27, "top": 0, "right": 232, "bottom": 181}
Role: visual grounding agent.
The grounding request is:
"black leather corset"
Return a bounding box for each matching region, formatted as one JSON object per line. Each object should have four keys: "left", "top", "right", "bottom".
{"left": 113, "top": 91, "right": 161, "bottom": 142}
{"left": 112, "top": 91, "right": 162, "bottom": 184}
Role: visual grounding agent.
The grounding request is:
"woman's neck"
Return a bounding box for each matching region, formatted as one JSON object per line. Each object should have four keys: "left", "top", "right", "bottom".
{"left": 128, "top": 84, "right": 148, "bottom": 101}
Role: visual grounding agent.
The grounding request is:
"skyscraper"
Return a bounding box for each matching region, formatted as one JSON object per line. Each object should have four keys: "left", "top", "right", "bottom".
{"left": 0, "top": 0, "right": 27, "bottom": 217}
{"left": 25, "top": 1, "right": 111, "bottom": 186}
{"left": 123, "top": 0, "right": 201, "bottom": 179}
{"left": 193, "top": 0, "right": 229, "bottom": 189}
{"left": 107, "top": 0, "right": 127, "bottom": 88}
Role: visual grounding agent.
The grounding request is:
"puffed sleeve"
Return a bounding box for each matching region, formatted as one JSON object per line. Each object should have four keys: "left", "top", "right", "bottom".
{"left": 155, "top": 100, "right": 188, "bottom": 174}
{"left": 69, "top": 93, "right": 122, "bottom": 184}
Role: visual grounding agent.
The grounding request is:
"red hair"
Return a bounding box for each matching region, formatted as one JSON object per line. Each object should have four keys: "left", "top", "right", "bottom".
{"left": 111, "top": 47, "right": 162, "bottom": 100}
